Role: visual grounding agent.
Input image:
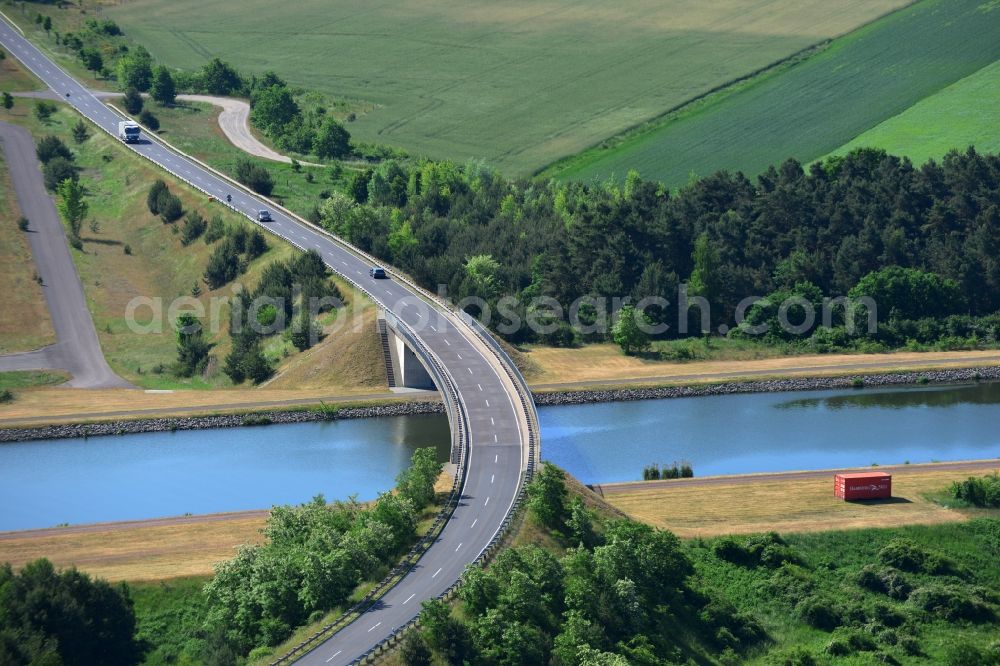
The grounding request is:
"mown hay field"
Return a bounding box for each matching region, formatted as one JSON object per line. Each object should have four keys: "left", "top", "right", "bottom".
{"left": 553, "top": 0, "right": 1000, "bottom": 186}
{"left": 106, "top": 0, "right": 907, "bottom": 174}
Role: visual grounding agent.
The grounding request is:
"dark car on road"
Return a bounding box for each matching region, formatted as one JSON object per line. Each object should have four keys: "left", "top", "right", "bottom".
{"left": 257, "top": 209, "right": 273, "bottom": 222}
{"left": 370, "top": 267, "right": 387, "bottom": 279}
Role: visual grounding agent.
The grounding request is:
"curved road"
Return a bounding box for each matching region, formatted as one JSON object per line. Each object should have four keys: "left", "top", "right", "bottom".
{"left": 0, "top": 19, "right": 533, "bottom": 665}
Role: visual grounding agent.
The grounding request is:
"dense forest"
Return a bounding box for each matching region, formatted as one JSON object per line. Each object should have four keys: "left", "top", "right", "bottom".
{"left": 318, "top": 148, "right": 1000, "bottom": 350}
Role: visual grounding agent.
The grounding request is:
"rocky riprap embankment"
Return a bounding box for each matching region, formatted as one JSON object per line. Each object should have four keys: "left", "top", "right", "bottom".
{"left": 0, "top": 401, "right": 444, "bottom": 443}
{"left": 533, "top": 366, "right": 1000, "bottom": 406}
{"left": 2, "top": 367, "right": 998, "bottom": 443}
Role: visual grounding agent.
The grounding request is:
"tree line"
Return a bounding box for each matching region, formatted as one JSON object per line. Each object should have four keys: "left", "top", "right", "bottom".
{"left": 318, "top": 148, "right": 1000, "bottom": 353}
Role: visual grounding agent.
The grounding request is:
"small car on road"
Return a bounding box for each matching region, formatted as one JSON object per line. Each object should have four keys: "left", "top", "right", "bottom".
{"left": 257, "top": 209, "right": 273, "bottom": 222}
{"left": 370, "top": 267, "right": 388, "bottom": 279}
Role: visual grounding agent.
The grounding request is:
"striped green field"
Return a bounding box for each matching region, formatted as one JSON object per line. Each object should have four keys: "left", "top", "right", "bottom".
{"left": 828, "top": 58, "right": 1000, "bottom": 164}
{"left": 548, "top": 0, "right": 1000, "bottom": 186}
{"left": 105, "top": 0, "right": 907, "bottom": 175}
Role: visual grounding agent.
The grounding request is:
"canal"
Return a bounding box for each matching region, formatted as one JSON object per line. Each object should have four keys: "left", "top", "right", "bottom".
{"left": 2, "top": 382, "right": 999, "bottom": 530}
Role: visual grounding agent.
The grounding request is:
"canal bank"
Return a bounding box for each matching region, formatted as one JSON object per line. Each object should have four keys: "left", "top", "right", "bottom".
{"left": 2, "top": 365, "right": 999, "bottom": 443}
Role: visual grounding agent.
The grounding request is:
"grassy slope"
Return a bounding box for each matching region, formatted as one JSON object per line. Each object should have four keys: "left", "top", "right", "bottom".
{"left": 9, "top": 101, "right": 289, "bottom": 388}
{"left": 106, "top": 0, "right": 906, "bottom": 175}
{"left": 0, "top": 120, "right": 56, "bottom": 354}
{"left": 604, "top": 466, "right": 1000, "bottom": 538}
{"left": 5, "top": 99, "right": 385, "bottom": 392}
{"left": 828, "top": 58, "right": 1000, "bottom": 165}
{"left": 140, "top": 100, "right": 352, "bottom": 218}
{"left": 691, "top": 521, "right": 1000, "bottom": 663}
{"left": 553, "top": 0, "right": 1000, "bottom": 187}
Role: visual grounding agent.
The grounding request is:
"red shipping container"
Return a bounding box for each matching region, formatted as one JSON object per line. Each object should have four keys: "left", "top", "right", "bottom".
{"left": 835, "top": 473, "right": 892, "bottom": 500}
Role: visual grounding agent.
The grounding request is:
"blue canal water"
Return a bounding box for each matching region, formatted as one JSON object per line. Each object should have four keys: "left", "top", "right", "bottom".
{"left": 2, "top": 382, "right": 999, "bottom": 530}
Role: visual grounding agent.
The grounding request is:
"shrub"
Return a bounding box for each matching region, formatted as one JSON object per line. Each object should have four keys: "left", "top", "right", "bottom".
{"left": 72, "top": 120, "right": 89, "bottom": 144}
{"left": 180, "top": 211, "right": 207, "bottom": 245}
{"left": 204, "top": 215, "right": 226, "bottom": 244}
{"left": 42, "top": 157, "right": 77, "bottom": 191}
{"left": 871, "top": 603, "right": 907, "bottom": 628}
{"left": 766, "top": 647, "right": 817, "bottom": 666}
{"left": 714, "top": 532, "right": 801, "bottom": 568}
{"left": 147, "top": 180, "right": 168, "bottom": 215}
{"left": 825, "top": 629, "right": 877, "bottom": 657}
{"left": 856, "top": 564, "right": 913, "bottom": 599}
{"left": 0, "top": 389, "right": 13, "bottom": 403}
{"left": 139, "top": 110, "right": 159, "bottom": 131}
{"left": 877, "top": 538, "right": 953, "bottom": 575}
{"left": 123, "top": 244, "right": 132, "bottom": 255}
{"left": 899, "top": 635, "right": 922, "bottom": 656}
{"left": 908, "top": 584, "right": 995, "bottom": 623}
{"left": 951, "top": 474, "right": 1000, "bottom": 508}
{"left": 235, "top": 158, "right": 274, "bottom": 196}
{"left": 17, "top": 217, "right": 29, "bottom": 232}
{"left": 36, "top": 135, "right": 73, "bottom": 164}
{"left": 796, "top": 596, "right": 842, "bottom": 631}
{"left": 123, "top": 86, "right": 143, "bottom": 114}
{"left": 34, "top": 100, "right": 57, "bottom": 122}
{"left": 159, "top": 194, "right": 183, "bottom": 223}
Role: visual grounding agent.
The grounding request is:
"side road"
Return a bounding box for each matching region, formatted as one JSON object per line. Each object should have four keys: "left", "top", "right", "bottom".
{"left": 0, "top": 122, "right": 131, "bottom": 388}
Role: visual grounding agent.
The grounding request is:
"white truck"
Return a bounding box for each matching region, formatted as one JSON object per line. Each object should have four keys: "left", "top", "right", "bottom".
{"left": 118, "top": 120, "right": 141, "bottom": 143}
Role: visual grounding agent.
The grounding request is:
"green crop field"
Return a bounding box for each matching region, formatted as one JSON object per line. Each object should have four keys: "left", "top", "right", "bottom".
{"left": 828, "top": 58, "right": 1000, "bottom": 165}
{"left": 550, "top": 0, "right": 1000, "bottom": 187}
{"left": 105, "top": 0, "right": 907, "bottom": 175}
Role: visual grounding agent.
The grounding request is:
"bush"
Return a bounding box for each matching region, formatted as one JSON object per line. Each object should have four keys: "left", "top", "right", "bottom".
{"left": 951, "top": 474, "right": 1000, "bottom": 508}
{"left": 159, "top": 194, "right": 183, "bottom": 223}
{"left": 908, "top": 583, "right": 995, "bottom": 623}
{"left": 123, "top": 86, "right": 143, "bottom": 114}
{"left": 34, "top": 100, "right": 57, "bottom": 122}
{"left": 17, "top": 217, "right": 29, "bottom": 232}
{"left": 42, "top": 156, "right": 77, "bottom": 191}
{"left": 180, "top": 211, "right": 207, "bottom": 245}
{"left": 139, "top": 110, "right": 159, "bottom": 131}
{"left": 825, "top": 630, "right": 877, "bottom": 657}
{"left": 204, "top": 215, "right": 226, "bottom": 244}
{"left": 36, "top": 135, "right": 73, "bottom": 164}
{"left": 796, "top": 596, "right": 842, "bottom": 631}
{"left": 235, "top": 158, "right": 274, "bottom": 196}
{"left": 877, "top": 539, "right": 953, "bottom": 575}
{"left": 147, "top": 180, "right": 168, "bottom": 215}
{"left": 123, "top": 244, "right": 132, "bottom": 255}
{"left": 713, "top": 532, "right": 801, "bottom": 568}
{"left": 856, "top": 564, "right": 913, "bottom": 600}
{"left": 0, "top": 389, "right": 13, "bottom": 403}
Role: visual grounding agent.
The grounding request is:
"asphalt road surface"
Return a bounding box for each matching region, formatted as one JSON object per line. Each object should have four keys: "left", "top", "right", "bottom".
{"left": 0, "top": 121, "right": 131, "bottom": 388}
{"left": 1, "top": 18, "right": 531, "bottom": 665}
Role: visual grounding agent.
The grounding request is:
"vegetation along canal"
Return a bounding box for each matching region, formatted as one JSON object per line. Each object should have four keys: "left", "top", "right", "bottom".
{"left": 3, "top": 383, "right": 1000, "bottom": 530}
